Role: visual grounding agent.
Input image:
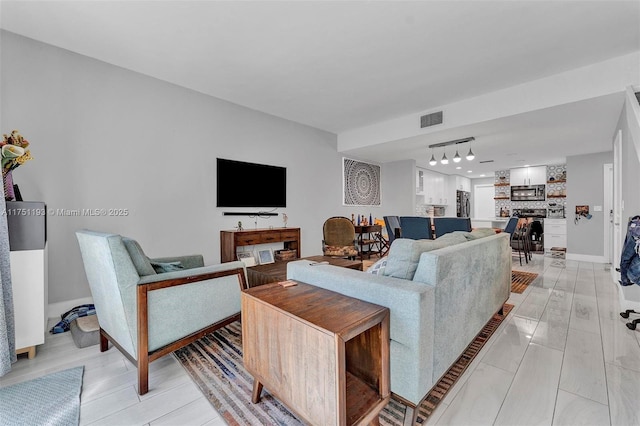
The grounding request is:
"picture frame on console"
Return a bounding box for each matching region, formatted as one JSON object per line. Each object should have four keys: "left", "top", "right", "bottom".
{"left": 257, "top": 248, "right": 275, "bottom": 265}
{"left": 237, "top": 251, "right": 256, "bottom": 267}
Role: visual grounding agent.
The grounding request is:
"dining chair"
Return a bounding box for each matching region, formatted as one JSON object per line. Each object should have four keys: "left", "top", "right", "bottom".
{"left": 399, "top": 216, "right": 433, "bottom": 240}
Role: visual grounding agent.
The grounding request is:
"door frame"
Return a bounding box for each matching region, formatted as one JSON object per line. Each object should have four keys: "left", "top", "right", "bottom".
{"left": 604, "top": 163, "right": 613, "bottom": 265}
{"left": 612, "top": 130, "right": 623, "bottom": 282}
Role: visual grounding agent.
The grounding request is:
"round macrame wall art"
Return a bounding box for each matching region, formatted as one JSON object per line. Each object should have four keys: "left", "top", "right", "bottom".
{"left": 343, "top": 158, "right": 381, "bottom": 206}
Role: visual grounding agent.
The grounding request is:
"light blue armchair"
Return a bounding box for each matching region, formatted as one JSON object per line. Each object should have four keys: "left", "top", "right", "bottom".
{"left": 76, "top": 230, "right": 246, "bottom": 395}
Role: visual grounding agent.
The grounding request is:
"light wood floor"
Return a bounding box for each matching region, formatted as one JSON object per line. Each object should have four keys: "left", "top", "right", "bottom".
{"left": 1, "top": 255, "right": 639, "bottom": 425}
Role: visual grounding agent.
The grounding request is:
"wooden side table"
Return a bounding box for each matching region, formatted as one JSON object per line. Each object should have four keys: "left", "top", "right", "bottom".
{"left": 242, "top": 281, "right": 390, "bottom": 425}
{"left": 355, "top": 225, "right": 383, "bottom": 259}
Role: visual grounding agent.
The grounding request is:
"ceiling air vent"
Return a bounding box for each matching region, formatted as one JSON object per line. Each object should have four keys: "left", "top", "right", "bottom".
{"left": 479, "top": 160, "right": 494, "bottom": 164}
{"left": 635, "top": 91, "right": 640, "bottom": 106}
{"left": 420, "top": 111, "right": 443, "bottom": 128}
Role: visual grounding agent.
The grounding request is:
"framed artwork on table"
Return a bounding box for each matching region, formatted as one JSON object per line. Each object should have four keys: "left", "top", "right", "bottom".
{"left": 237, "top": 251, "right": 256, "bottom": 267}
{"left": 257, "top": 248, "right": 275, "bottom": 265}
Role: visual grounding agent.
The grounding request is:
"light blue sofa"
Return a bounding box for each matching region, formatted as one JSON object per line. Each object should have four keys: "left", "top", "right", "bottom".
{"left": 76, "top": 230, "right": 247, "bottom": 394}
{"left": 287, "top": 231, "right": 511, "bottom": 408}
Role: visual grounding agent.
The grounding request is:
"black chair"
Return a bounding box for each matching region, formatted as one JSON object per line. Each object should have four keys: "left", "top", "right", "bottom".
{"left": 384, "top": 216, "right": 402, "bottom": 245}
{"left": 511, "top": 221, "right": 532, "bottom": 266}
{"left": 433, "top": 217, "right": 472, "bottom": 238}
{"left": 399, "top": 216, "right": 433, "bottom": 240}
{"left": 503, "top": 217, "right": 525, "bottom": 266}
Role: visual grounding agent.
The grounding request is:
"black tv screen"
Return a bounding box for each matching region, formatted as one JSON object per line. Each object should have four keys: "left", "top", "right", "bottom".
{"left": 216, "top": 158, "right": 287, "bottom": 208}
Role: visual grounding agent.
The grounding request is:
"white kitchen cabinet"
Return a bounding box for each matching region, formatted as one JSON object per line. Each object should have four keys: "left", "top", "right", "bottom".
{"left": 455, "top": 175, "right": 471, "bottom": 192}
{"left": 419, "top": 168, "right": 447, "bottom": 205}
{"left": 510, "top": 166, "right": 546, "bottom": 185}
{"left": 544, "top": 219, "right": 567, "bottom": 253}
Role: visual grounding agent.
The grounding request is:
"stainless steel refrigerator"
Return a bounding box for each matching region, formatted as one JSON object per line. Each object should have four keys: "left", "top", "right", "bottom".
{"left": 456, "top": 190, "right": 471, "bottom": 217}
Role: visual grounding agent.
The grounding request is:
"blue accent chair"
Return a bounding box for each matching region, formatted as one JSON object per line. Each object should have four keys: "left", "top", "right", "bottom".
{"left": 399, "top": 216, "right": 433, "bottom": 240}
{"left": 76, "top": 230, "right": 247, "bottom": 395}
{"left": 433, "top": 217, "right": 472, "bottom": 238}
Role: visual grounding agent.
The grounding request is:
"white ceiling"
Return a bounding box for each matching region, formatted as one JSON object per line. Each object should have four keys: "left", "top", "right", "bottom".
{"left": 1, "top": 1, "right": 639, "bottom": 176}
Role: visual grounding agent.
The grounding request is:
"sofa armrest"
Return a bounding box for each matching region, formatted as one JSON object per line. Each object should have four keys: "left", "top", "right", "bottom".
{"left": 149, "top": 254, "right": 204, "bottom": 269}
{"left": 138, "top": 261, "right": 246, "bottom": 353}
{"left": 138, "top": 261, "right": 246, "bottom": 287}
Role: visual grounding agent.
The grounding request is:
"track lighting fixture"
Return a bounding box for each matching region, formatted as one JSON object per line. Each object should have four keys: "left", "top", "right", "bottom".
{"left": 426, "top": 137, "right": 475, "bottom": 166}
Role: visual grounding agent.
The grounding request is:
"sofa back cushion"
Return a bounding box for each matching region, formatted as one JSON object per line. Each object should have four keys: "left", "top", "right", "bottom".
{"left": 383, "top": 233, "right": 468, "bottom": 280}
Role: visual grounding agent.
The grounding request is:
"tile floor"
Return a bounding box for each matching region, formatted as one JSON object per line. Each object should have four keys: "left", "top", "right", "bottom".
{"left": 1, "top": 255, "right": 639, "bottom": 425}
{"left": 427, "top": 255, "right": 640, "bottom": 426}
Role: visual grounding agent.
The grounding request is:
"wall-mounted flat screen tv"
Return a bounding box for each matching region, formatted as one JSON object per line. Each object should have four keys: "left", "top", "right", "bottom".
{"left": 216, "top": 158, "right": 287, "bottom": 207}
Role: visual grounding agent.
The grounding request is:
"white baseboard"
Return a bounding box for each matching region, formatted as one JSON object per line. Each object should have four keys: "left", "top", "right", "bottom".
{"left": 48, "top": 296, "right": 94, "bottom": 319}
{"left": 565, "top": 253, "right": 607, "bottom": 263}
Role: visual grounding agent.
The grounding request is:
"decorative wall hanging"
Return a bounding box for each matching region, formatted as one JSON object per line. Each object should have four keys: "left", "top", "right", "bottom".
{"left": 343, "top": 158, "right": 381, "bottom": 206}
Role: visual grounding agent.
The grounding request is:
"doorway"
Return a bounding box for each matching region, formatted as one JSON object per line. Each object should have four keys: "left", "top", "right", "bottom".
{"left": 474, "top": 184, "right": 495, "bottom": 219}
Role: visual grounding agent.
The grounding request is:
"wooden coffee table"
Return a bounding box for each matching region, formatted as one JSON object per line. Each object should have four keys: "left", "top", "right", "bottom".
{"left": 246, "top": 255, "right": 362, "bottom": 288}
{"left": 242, "top": 281, "right": 390, "bottom": 425}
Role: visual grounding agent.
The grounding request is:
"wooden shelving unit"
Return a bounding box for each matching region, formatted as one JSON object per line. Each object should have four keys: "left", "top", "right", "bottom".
{"left": 494, "top": 183, "right": 510, "bottom": 187}
{"left": 547, "top": 180, "right": 566, "bottom": 184}
{"left": 220, "top": 228, "right": 300, "bottom": 263}
{"left": 547, "top": 195, "right": 566, "bottom": 198}
{"left": 494, "top": 196, "right": 510, "bottom": 200}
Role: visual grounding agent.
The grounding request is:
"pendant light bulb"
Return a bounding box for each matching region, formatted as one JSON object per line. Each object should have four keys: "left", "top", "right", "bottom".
{"left": 441, "top": 152, "right": 449, "bottom": 165}
{"left": 453, "top": 150, "right": 462, "bottom": 163}
{"left": 466, "top": 141, "right": 475, "bottom": 161}
{"left": 429, "top": 148, "right": 437, "bottom": 166}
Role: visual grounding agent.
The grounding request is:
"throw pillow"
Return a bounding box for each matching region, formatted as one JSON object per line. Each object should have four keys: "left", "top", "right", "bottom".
{"left": 122, "top": 237, "right": 157, "bottom": 276}
{"left": 383, "top": 234, "right": 469, "bottom": 280}
{"left": 366, "top": 257, "right": 388, "bottom": 275}
{"left": 150, "top": 261, "right": 184, "bottom": 274}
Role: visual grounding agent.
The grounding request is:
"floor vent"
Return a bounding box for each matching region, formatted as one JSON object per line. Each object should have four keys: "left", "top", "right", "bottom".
{"left": 420, "top": 111, "right": 443, "bottom": 128}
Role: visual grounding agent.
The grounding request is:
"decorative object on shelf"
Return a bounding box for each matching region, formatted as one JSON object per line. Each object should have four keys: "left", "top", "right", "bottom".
{"left": 343, "top": 158, "right": 381, "bottom": 206}
{"left": 281, "top": 213, "right": 288, "bottom": 228}
{"left": 1, "top": 130, "right": 33, "bottom": 201}
{"left": 236, "top": 221, "right": 243, "bottom": 231}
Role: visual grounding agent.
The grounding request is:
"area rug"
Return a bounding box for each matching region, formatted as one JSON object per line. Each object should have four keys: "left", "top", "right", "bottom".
{"left": 0, "top": 366, "right": 84, "bottom": 426}
{"left": 174, "top": 304, "right": 513, "bottom": 426}
{"left": 511, "top": 270, "right": 538, "bottom": 293}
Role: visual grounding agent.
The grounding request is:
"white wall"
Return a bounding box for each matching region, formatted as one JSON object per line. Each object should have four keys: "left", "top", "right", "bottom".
{"left": 382, "top": 160, "right": 416, "bottom": 217}
{"left": 566, "top": 152, "right": 612, "bottom": 258}
{"left": 0, "top": 31, "right": 410, "bottom": 306}
{"left": 619, "top": 97, "right": 640, "bottom": 218}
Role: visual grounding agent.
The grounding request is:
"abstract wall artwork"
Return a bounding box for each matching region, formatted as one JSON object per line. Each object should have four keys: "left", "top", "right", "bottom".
{"left": 343, "top": 158, "right": 381, "bottom": 206}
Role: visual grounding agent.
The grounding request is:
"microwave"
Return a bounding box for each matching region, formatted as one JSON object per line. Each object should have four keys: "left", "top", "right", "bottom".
{"left": 511, "top": 185, "right": 545, "bottom": 201}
